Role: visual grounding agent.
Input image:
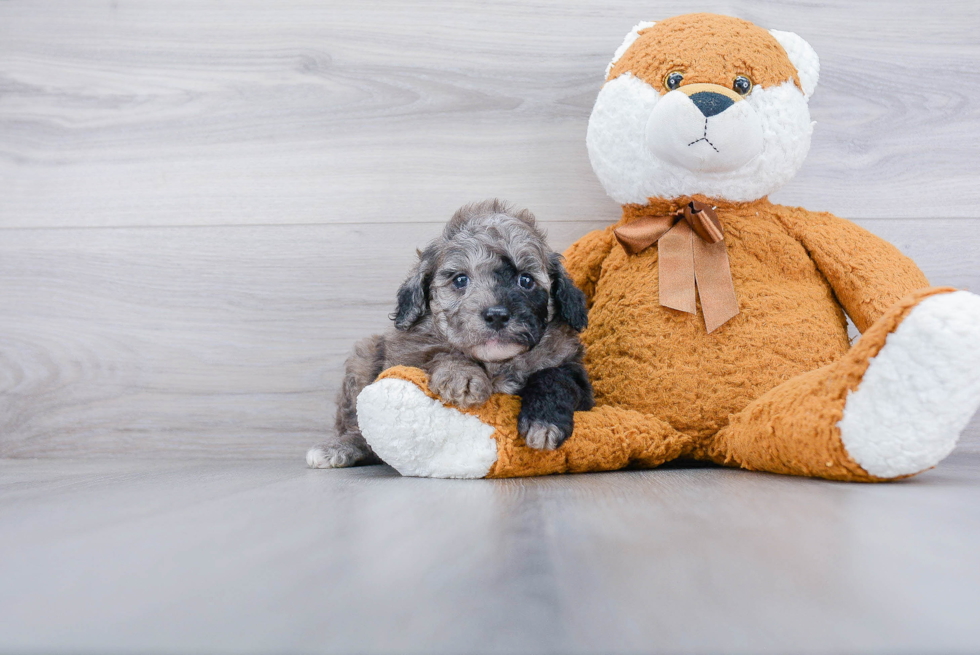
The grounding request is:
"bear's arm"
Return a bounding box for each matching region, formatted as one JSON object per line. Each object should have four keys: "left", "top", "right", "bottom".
{"left": 774, "top": 205, "right": 930, "bottom": 332}
{"left": 562, "top": 227, "right": 617, "bottom": 308}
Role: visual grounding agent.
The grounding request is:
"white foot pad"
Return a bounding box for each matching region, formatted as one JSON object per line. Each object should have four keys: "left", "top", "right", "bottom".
{"left": 356, "top": 378, "right": 498, "bottom": 479}
{"left": 839, "top": 291, "right": 980, "bottom": 478}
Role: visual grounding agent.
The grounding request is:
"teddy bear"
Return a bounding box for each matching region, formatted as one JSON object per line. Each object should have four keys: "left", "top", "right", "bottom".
{"left": 352, "top": 13, "right": 980, "bottom": 481}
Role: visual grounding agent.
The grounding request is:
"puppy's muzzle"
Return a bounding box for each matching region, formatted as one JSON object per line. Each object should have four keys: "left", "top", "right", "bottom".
{"left": 482, "top": 305, "right": 510, "bottom": 330}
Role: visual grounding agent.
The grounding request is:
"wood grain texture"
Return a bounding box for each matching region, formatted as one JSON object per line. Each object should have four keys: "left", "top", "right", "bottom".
{"left": 0, "top": 218, "right": 977, "bottom": 459}
{"left": 1, "top": 453, "right": 980, "bottom": 653}
{"left": 0, "top": 220, "right": 604, "bottom": 458}
{"left": 1, "top": 0, "right": 979, "bottom": 228}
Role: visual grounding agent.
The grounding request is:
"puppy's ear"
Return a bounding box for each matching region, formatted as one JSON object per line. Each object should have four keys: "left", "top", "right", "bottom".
{"left": 392, "top": 247, "right": 434, "bottom": 330}
{"left": 548, "top": 253, "right": 588, "bottom": 332}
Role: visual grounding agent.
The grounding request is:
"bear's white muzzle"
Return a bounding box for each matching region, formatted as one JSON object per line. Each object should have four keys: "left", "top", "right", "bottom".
{"left": 646, "top": 84, "right": 764, "bottom": 174}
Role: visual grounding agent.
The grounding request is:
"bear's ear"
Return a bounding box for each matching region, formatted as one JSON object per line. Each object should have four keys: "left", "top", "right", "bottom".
{"left": 769, "top": 29, "right": 820, "bottom": 98}
{"left": 605, "top": 21, "right": 657, "bottom": 78}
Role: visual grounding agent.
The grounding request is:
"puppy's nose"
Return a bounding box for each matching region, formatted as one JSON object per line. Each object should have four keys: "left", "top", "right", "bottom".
{"left": 482, "top": 306, "right": 510, "bottom": 330}
{"left": 689, "top": 91, "right": 734, "bottom": 117}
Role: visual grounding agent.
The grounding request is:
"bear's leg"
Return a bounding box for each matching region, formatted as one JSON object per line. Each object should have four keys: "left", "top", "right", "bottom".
{"left": 356, "top": 366, "right": 693, "bottom": 479}
{"left": 705, "top": 288, "right": 980, "bottom": 481}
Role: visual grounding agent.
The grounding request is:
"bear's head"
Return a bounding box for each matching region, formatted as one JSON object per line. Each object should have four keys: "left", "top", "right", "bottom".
{"left": 587, "top": 13, "right": 819, "bottom": 204}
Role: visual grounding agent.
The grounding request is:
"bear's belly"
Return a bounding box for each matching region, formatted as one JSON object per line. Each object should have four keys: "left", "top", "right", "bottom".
{"left": 582, "top": 225, "right": 850, "bottom": 437}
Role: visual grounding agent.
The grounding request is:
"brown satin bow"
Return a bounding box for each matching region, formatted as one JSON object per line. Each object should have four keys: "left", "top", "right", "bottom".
{"left": 614, "top": 200, "right": 739, "bottom": 333}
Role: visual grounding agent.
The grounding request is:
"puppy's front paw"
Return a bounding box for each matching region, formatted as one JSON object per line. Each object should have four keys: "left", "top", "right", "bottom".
{"left": 519, "top": 420, "right": 568, "bottom": 450}
{"left": 517, "top": 410, "right": 572, "bottom": 450}
{"left": 306, "top": 443, "right": 366, "bottom": 468}
{"left": 430, "top": 365, "right": 492, "bottom": 408}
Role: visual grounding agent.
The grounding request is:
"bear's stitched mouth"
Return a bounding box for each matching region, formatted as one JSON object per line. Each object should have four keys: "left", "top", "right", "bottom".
{"left": 644, "top": 90, "right": 764, "bottom": 174}
{"left": 687, "top": 119, "right": 719, "bottom": 153}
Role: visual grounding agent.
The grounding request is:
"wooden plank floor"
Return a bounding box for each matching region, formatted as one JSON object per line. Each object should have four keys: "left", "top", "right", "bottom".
{"left": 2, "top": 439, "right": 979, "bottom": 654}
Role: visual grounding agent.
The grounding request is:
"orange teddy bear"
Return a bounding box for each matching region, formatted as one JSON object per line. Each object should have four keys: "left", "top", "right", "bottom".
{"left": 354, "top": 14, "right": 980, "bottom": 482}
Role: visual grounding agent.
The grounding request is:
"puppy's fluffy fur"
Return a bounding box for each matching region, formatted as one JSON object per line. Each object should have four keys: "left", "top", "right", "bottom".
{"left": 308, "top": 199, "right": 594, "bottom": 469}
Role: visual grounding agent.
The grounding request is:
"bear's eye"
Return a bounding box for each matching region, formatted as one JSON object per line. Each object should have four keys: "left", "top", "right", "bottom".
{"left": 733, "top": 75, "right": 753, "bottom": 96}
{"left": 517, "top": 273, "right": 535, "bottom": 290}
{"left": 452, "top": 274, "right": 469, "bottom": 289}
{"left": 664, "top": 71, "right": 684, "bottom": 91}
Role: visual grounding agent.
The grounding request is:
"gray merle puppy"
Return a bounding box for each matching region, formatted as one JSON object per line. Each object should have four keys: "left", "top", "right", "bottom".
{"left": 307, "top": 199, "right": 594, "bottom": 469}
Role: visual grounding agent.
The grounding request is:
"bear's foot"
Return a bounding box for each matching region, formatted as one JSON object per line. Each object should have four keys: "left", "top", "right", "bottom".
{"left": 356, "top": 368, "right": 499, "bottom": 479}
{"left": 839, "top": 290, "right": 980, "bottom": 478}
{"left": 358, "top": 367, "right": 696, "bottom": 480}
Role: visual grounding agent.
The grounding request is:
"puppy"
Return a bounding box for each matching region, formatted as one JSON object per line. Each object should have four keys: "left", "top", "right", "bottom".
{"left": 307, "top": 199, "right": 595, "bottom": 469}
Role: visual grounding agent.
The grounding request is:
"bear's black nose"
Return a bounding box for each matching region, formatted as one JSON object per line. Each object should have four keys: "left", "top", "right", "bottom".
{"left": 689, "top": 91, "right": 735, "bottom": 117}
{"left": 482, "top": 306, "right": 510, "bottom": 330}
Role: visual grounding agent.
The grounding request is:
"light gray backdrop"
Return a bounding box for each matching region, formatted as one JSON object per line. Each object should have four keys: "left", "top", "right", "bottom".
{"left": 1, "top": 0, "right": 978, "bottom": 458}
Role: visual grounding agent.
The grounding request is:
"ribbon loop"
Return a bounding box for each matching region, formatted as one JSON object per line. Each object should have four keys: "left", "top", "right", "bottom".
{"left": 613, "top": 201, "right": 739, "bottom": 333}
{"left": 613, "top": 214, "right": 676, "bottom": 256}
{"left": 683, "top": 200, "right": 725, "bottom": 244}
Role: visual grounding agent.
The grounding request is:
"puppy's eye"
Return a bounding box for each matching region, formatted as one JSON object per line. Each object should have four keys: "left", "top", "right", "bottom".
{"left": 517, "top": 273, "right": 535, "bottom": 290}
{"left": 733, "top": 75, "right": 753, "bottom": 96}
{"left": 664, "top": 71, "right": 684, "bottom": 91}
{"left": 452, "top": 274, "right": 469, "bottom": 289}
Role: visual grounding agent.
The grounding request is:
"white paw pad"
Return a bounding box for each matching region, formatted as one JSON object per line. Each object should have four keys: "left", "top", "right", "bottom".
{"left": 306, "top": 446, "right": 333, "bottom": 468}
{"left": 306, "top": 445, "right": 358, "bottom": 469}
{"left": 356, "top": 379, "right": 498, "bottom": 479}
{"left": 523, "top": 422, "right": 564, "bottom": 450}
{"left": 839, "top": 291, "right": 980, "bottom": 478}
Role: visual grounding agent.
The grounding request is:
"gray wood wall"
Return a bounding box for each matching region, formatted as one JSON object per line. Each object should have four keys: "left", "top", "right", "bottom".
{"left": 1, "top": 0, "right": 978, "bottom": 458}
